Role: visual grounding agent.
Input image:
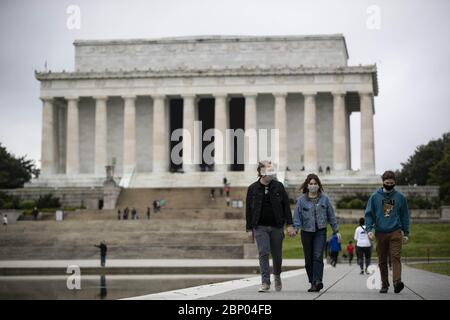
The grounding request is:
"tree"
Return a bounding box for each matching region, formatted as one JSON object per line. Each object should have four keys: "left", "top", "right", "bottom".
{"left": 0, "top": 143, "right": 40, "bottom": 189}
{"left": 395, "top": 132, "right": 450, "bottom": 185}
{"left": 429, "top": 143, "right": 450, "bottom": 204}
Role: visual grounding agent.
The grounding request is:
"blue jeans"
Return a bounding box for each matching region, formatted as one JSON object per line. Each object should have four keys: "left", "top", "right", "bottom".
{"left": 100, "top": 255, "right": 106, "bottom": 267}
{"left": 301, "top": 228, "right": 326, "bottom": 284}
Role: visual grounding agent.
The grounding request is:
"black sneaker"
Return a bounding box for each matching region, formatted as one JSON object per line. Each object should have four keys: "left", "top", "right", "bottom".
{"left": 307, "top": 284, "right": 316, "bottom": 292}
{"left": 394, "top": 282, "right": 405, "bottom": 294}
{"left": 360, "top": 270, "right": 364, "bottom": 275}
{"left": 379, "top": 287, "right": 389, "bottom": 294}
{"left": 316, "top": 281, "right": 324, "bottom": 292}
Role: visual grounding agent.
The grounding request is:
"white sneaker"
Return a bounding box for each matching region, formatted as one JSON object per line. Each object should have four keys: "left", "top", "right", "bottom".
{"left": 258, "top": 283, "right": 270, "bottom": 293}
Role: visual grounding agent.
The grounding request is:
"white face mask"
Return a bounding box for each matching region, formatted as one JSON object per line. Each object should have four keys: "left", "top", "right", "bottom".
{"left": 308, "top": 184, "right": 319, "bottom": 193}
{"left": 261, "top": 168, "right": 277, "bottom": 182}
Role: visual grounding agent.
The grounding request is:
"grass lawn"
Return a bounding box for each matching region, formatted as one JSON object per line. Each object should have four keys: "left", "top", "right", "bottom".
{"left": 283, "top": 224, "right": 450, "bottom": 259}
{"left": 409, "top": 262, "right": 450, "bottom": 276}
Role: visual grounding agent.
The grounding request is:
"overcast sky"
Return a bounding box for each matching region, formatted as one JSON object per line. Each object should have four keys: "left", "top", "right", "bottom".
{"left": 0, "top": 0, "right": 449, "bottom": 174}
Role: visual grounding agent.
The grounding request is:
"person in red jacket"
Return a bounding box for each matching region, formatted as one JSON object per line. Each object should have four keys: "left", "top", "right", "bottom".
{"left": 346, "top": 241, "right": 355, "bottom": 265}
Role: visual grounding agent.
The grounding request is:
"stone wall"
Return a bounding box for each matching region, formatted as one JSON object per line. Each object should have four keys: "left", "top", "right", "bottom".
{"left": 1, "top": 188, "right": 105, "bottom": 210}
{"left": 74, "top": 35, "right": 349, "bottom": 72}
{"left": 287, "top": 184, "right": 440, "bottom": 206}
{"left": 336, "top": 209, "right": 441, "bottom": 223}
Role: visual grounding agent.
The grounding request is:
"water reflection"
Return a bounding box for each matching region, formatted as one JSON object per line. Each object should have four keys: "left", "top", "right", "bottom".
{"left": 99, "top": 275, "right": 107, "bottom": 300}
{"left": 0, "top": 275, "right": 246, "bottom": 300}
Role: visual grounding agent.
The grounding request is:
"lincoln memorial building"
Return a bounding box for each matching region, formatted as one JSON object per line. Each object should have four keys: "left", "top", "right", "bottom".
{"left": 34, "top": 34, "right": 379, "bottom": 188}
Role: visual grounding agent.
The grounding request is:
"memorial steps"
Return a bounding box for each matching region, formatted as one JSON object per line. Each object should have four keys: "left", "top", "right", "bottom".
{"left": 0, "top": 219, "right": 252, "bottom": 260}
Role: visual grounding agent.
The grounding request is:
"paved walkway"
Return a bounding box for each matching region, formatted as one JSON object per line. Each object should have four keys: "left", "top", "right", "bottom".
{"left": 127, "top": 263, "right": 450, "bottom": 300}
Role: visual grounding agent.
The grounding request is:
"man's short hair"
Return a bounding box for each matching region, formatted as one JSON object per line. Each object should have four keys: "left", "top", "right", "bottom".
{"left": 257, "top": 160, "right": 272, "bottom": 177}
{"left": 381, "top": 170, "right": 396, "bottom": 181}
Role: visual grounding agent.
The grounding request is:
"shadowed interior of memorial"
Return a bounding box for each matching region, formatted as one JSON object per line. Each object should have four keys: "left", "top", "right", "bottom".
{"left": 229, "top": 97, "right": 245, "bottom": 171}
{"left": 169, "top": 98, "right": 183, "bottom": 172}
{"left": 198, "top": 98, "right": 215, "bottom": 171}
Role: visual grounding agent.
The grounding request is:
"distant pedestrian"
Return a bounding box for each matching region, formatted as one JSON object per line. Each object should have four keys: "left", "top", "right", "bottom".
{"left": 131, "top": 208, "right": 137, "bottom": 220}
{"left": 117, "top": 209, "right": 121, "bottom": 220}
{"left": 210, "top": 188, "right": 215, "bottom": 201}
{"left": 147, "top": 207, "right": 151, "bottom": 220}
{"left": 222, "top": 177, "right": 228, "bottom": 196}
{"left": 224, "top": 185, "right": 230, "bottom": 197}
{"left": 32, "top": 207, "right": 39, "bottom": 220}
{"left": 94, "top": 241, "right": 107, "bottom": 267}
{"left": 346, "top": 241, "right": 354, "bottom": 265}
{"left": 2, "top": 214, "right": 7, "bottom": 227}
{"left": 329, "top": 233, "right": 341, "bottom": 267}
{"left": 354, "top": 217, "right": 372, "bottom": 275}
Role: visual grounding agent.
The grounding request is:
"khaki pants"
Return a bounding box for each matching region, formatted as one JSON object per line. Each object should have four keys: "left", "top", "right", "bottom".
{"left": 376, "top": 230, "right": 403, "bottom": 288}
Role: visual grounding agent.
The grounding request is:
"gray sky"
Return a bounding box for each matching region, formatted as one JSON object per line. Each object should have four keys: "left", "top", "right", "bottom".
{"left": 0, "top": 0, "right": 449, "bottom": 174}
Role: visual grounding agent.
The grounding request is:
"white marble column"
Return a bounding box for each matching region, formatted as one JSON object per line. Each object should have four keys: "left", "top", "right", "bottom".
{"left": 182, "top": 94, "right": 196, "bottom": 173}
{"left": 244, "top": 93, "right": 258, "bottom": 174}
{"left": 66, "top": 96, "right": 80, "bottom": 175}
{"left": 274, "top": 93, "right": 287, "bottom": 172}
{"left": 40, "top": 97, "right": 57, "bottom": 176}
{"left": 152, "top": 95, "right": 168, "bottom": 172}
{"left": 345, "top": 109, "right": 351, "bottom": 170}
{"left": 303, "top": 92, "right": 317, "bottom": 172}
{"left": 123, "top": 95, "right": 136, "bottom": 174}
{"left": 94, "top": 96, "right": 108, "bottom": 176}
{"left": 332, "top": 91, "right": 348, "bottom": 172}
{"left": 214, "top": 94, "right": 228, "bottom": 172}
{"left": 360, "top": 91, "right": 375, "bottom": 174}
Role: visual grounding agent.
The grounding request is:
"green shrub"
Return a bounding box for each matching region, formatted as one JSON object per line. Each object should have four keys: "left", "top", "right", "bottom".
{"left": 347, "top": 198, "right": 365, "bottom": 209}
{"left": 19, "top": 200, "right": 36, "bottom": 210}
{"left": 3, "top": 201, "right": 15, "bottom": 209}
{"left": 407, "top": 195, "right": 440, "bottom": 210}
{"left": 337, "top": 193, "right": 370, "bottom": 209}
{"left": 0, "top": 192, "right": 20, "bottom": 209}
{"left": 36, "top": 194, "right": 61, "bottom": 209}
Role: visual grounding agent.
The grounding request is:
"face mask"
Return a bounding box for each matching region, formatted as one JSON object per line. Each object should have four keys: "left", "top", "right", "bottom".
{"left": 263, "top": 172, "right": 276, "bottom": 182}
{"left": 383, "top": 184, "right": 395, "bottom": 191}
{"left": 261, "top": 168, "right": 276, "bottom": 182}
{"left": 308, "top": 184, "right": 319, "bottom": 193}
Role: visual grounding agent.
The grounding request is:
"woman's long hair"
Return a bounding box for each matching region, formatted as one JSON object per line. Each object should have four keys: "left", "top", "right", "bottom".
{"left": 300, "top": 173, "right": 324, "bottom": 194}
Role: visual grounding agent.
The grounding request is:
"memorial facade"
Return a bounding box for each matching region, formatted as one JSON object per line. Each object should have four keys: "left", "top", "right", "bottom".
{"left": 34, "top": 34, "right": 378, "bottom": 188}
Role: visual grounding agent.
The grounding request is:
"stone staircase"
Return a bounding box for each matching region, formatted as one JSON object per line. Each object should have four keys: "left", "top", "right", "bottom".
{"left": 0, "top": 187, "right": 255, "bottom": 260}
{"left": 116, "top": 187, "right": 248, "bottom": 213}
{"left": 0, "top": 219, "right": 253, "bottom": 260}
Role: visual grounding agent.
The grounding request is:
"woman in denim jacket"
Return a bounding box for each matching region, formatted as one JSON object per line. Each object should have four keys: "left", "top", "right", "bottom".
{"left": 293, "top": 173, "right": 341, "bottom": 292}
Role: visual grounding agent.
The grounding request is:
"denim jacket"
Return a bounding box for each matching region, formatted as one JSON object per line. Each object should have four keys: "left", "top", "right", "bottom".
{"left": 293, "top": 193, "right": 339, "bottom": 233}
